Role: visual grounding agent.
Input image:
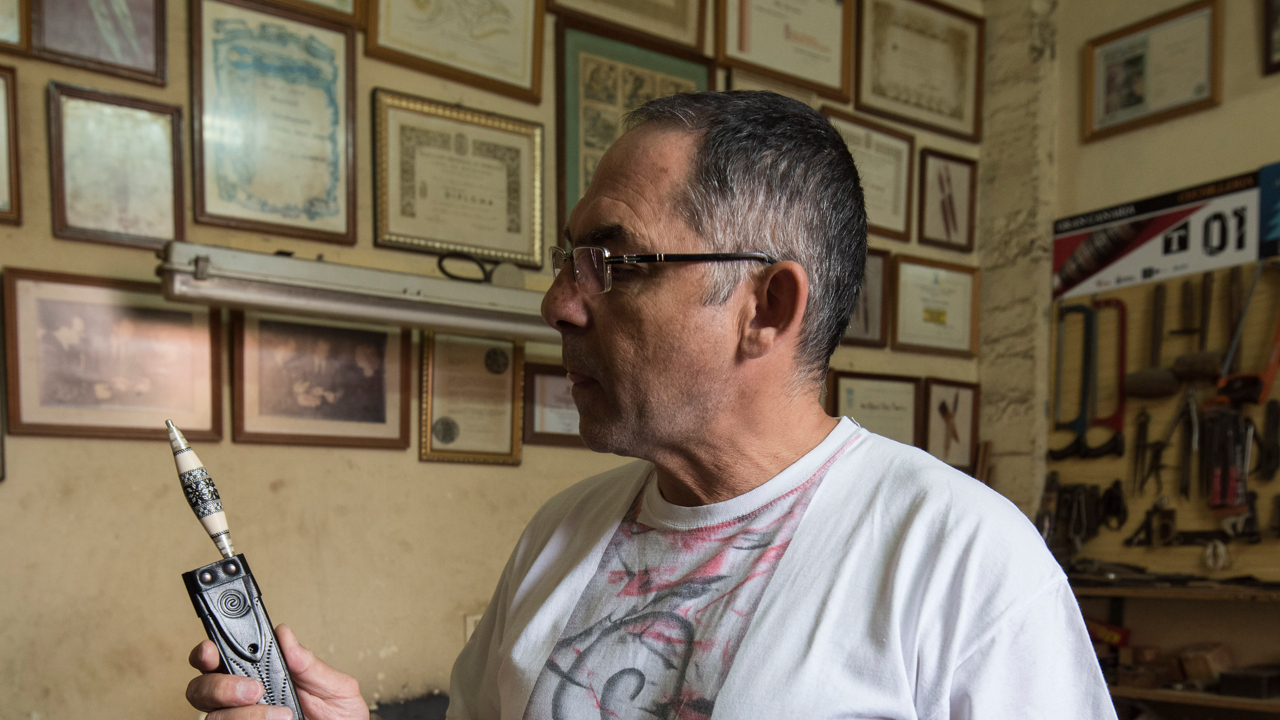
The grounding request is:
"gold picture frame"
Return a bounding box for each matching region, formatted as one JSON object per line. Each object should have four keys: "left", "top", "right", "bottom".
{"left": 421, "top": 333, "right": 524, "bottom": 465}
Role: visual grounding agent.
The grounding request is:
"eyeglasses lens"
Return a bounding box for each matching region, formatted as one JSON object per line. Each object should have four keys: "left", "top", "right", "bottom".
{"left": 574, "top": 247, "right": 609, "bottom": 293}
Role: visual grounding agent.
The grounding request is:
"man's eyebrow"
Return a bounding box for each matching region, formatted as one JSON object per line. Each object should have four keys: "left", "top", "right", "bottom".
{"left": 563, "top": 224, "right": 634, "bottom": 250}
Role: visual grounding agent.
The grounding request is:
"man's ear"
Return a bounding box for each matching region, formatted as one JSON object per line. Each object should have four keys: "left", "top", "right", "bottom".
{"left": 740, "top": 260, "right": 809, "bottom": 360}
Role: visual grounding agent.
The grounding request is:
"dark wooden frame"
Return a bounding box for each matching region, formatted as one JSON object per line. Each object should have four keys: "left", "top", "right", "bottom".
{"left": 1263, "top": 0, "right": 1279, "bottom": 76}
{"left": 231, "top": 311, "right": 410, "bottom": 448}
{"left": 842, "top": 247, "right": 890, "bottom": 348}
{"left": 890, "top": 254, "right": 980, "bottom": 358}
{"left": 822, "top": 106, "right": 914, "bottom": 242}
{"left": 31, "top": 0, "right": 166, "bottom": 85}
{"left": 191, "top": 0, "right": 357, "bottom": 245}
{"left": 3, "top": 267, "right": 223, "bottom": 441}
{"left": 0, "top": 65, "right": 19, "bottom": 226}
{"left": 258, "top": 0, "right": 365, "bottom": 28}
{"left": 548, "top": 0, "right": 706, "bottom": 53}
{"left": 854, "top": 0, "right": 984, "bottom": 142}
{"left": 522, "top": 361, "right": 584, "bottom": 447}
{"left": 923, "top": 377, "right": 980, "bottom": 473}
{"left": 1081, "top": 0, "right": 1223, "bottom": 143}
{"left": 917, "top": 149, "right": 976, "bottom": 254}
{"left": 366, "top": 0, "right": 545, "bottom": 104}
{"left": 826, "top": 370, "right": 923, "bottom": 447}
{"left": 714, "top": 0, "right": 852, "bottom": 102}
{"left": 0, "top": 0, "right": 30, "bottom": 56}
{"left": 47, "top": 82, "right": 183, "bottom": 250}
{"left": 421, "top": 332, "right": 524, "bottom": 465}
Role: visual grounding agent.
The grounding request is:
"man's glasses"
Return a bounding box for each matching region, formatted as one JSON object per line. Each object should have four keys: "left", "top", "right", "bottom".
{"left": 550, "top": 245, "right": 778, "bottom": 294}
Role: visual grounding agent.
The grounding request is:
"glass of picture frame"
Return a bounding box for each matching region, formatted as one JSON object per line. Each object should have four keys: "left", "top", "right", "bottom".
{"left": 924, "top": 377, "right": 979, "bottom": 473}
{"left": 891, "top": 255, "right": 980, "bottom": 357}
{"left": 917, "top": 149, "right": 977, "bottom": 254}
{"left": 548, "top": 0, "right": 706, "bottom": 52}
{"left": 522, "top": 361, "right": 584, "bottom": 447}
{"left": 422, "top": 333, "right": 524, "bottom": 465}
{"left": 0, "top": 0, "right": 28, "bottom": 55}
{"left": 257, "top": 0, "right": 364, "bottom": 27}
{"left": 823, "top": 107, "right": 914, "bottom": 242}
{"left": 826, "top": 370, "right": 922, "bottom": 447}
{"left": 31, "top": 0, "right": 165, "bottom": 85}
{"left": 0, "top": 64, "right": 18, "bottom": 226}
{"left": 842, "top": 247, "right": 889, "bottom": 348}
{"left": 716, "top": 0, "right": 851, "bottom": 101}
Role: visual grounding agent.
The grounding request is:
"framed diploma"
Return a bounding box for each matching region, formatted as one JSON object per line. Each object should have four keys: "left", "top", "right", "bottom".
{"left": 1267, "top": 0, "right": 1280, "bottom": 76}
{"left": 422, "top": 333, "right": 523, "bottom": 464}
{"left": 855, "top": 0, "right": 984, "bottom": 142}
{"left": 822, "top": 107, "right": 913, "bottom": 242}
{"left": 374, "top": 89, "right": 544, "bottom": 268}
{"left": 716, "top": 0, "right": 850, "bottom": 101}
{"left": 48, "top": 83, "right": 183, "bottom": 250}
{"left": 843, "top": 248, "right": 888, "bottom": 347}
{"left": 0, "top": 0, "right": 27, "bottom": 54}
{"left": 31, "top": 0, "right": 165, "bottom": 85}
{"left": 3, "top": 268, "right": 222, "bottom": 441}
{"left": 891, "top": 255, "right": 979, "bottom": 357}
{"left": 1081, "top": 0, "right": 1222, "bottom": 143}
{"left": 917, "top": 149, "right": 976, "bottom": 254}
{"left": 367, "top": 0, "right": 544, "bottom": 104}
{"left": 549, "top": 0, "right": 706, "bottom": 52}
{"left": 726, "top": 67, "right": 817, "bottom": 107}
{"left": 522, "top": 362, "right": 584, "bottom": 447}
{"left": 923, "top": 377, "right": 978, "bottom": 473}
{"left": 192, "top": 0, "right": 356, "bottom": 245}
{"left": 232, "top": 312, "right": 409, "bottom": 448}
{"left": 258, "top": 0, "right": 364, "bottom": 27}
{"left": 827, "top": 370, "right": 921, "bottom": 447}
{"left": 0, "top": 65, "right": 18, "bottom": 226}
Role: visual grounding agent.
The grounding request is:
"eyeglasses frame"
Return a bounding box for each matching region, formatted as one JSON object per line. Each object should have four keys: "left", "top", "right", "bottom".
{"left": 551, "top": 245, "right": 779, "bottom": 293}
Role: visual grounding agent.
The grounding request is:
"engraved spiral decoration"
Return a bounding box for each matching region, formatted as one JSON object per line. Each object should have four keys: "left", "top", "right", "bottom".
{"left": 180, "top": 468, "right": 224, "bottom": 518}
{"left": 217, "top": 589, "right": 250, "bottom": 618}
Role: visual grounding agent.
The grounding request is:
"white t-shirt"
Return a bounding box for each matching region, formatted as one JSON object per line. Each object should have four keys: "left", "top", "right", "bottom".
{"left": 448, "top": 419, "right": 1116, "bottom": 720}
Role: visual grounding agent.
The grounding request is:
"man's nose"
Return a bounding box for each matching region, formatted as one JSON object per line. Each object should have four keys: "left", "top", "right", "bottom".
{"left": 541, "top": 264, "right": 590, "bottom": 332}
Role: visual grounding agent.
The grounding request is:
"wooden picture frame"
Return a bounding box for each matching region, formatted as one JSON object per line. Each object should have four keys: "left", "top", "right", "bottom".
{"left": 842, "top": 247, "right": 889, "bottom": 347}
{"left": 522, "top": 361, "right": 584, "bottom": 447}
{"left": 1263, "top": 0, "right": 1279, "bottom": 76}
{"left": 0, "top": 0, "right": 30, "bottom": 56}
{"left": 917, "top": 149, "right": 976, "bottom": 254}
{"left": 923, "top": 377, "right": 979, "bottom": 473}
{"left": 548, "top": 0, "right": 706, "bottom": 53}
{"left": 192, "top": 0, "right": 357, "bottom": 245}
{"left": 422, "top": 333, "right": 523, "bottom": 465}
{"left": 726, "top": 67, "right": 818, "bottom": 107}
{"left": 48, "top": 83, "right": 183, "bottom": 250}
{"left": 0, "top": 64, "right": 19, "bottom": 226}
{"left": 1081, "top": 0, "right": 1222, "bottom": 143}
{"left": 31, "top": 0, "right": 166, "bottom": 85}
{"left": 822, "top": 107, "right": 914, "bottom": 242}
{"left": 258, "top": 0, "right": 364, "bottom": 28}
{"left": 891, "top": 254, "right": 980, "bottom": 357}
{"left": 826, "top": 370, "right": 922, "bottom": 447}
{"left": 3, "top": 267, "right": 222, "bottom": 441}
{"left": 715, "top": 0, "right": 852, "bottom": 101}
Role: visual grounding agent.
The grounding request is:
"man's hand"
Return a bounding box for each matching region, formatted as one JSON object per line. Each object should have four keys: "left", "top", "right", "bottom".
{"left": 187, "top": 625, "right": 370, "bottom": 720}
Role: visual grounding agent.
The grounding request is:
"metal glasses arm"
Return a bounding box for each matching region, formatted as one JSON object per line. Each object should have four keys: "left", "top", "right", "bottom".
{"left": 607, "top": 252, "right": 778, "bottom": 266}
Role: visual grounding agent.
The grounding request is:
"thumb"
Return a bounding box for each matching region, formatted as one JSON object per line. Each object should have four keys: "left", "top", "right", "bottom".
{"left": 275, "top": 625, "right": 363, "bottom": 703}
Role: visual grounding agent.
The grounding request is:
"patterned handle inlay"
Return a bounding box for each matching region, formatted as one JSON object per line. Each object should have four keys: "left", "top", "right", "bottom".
{"left": 181, "top": 467, "right": 224, "bottom": 518}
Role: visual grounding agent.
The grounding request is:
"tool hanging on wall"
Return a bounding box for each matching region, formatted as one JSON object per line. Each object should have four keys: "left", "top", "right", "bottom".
{"left": 1051, "top": 305, "right": 1122, "bottom": 460}
{"left": 1090, "top": 298, "right": 1126, "bottom": 457}
{"left": 1204, "top": 405, "right": 1251, "bottom": 509}
{"left": 1228, "top": 266, "right": 1244, "bottom": 375}
{"left": 1100, "top": 479, "right": 1128, "bottom": 530}
{"left": 1132, "top": 408, "right": 1150, "bottom": 495}
{"left": 1213, "top": 262, "right": 1279, "bottom": 408}
{"left": 1126, "top": 283, "right": 1179, "bottom": 398}
{"left": 1140, "top": 387, "right": 1198, "bottom": 497}
{"left": 1172, "top": 272, "right": 1223, "bottom": 382}
{"left": 1258, "top": 400, "right": 1279, "bottom": 481}
{"left": 1124, "top": 496, "right": 1169, "bottom": 547}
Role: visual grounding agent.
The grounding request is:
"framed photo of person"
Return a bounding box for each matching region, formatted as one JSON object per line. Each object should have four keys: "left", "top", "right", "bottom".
{"left": 842, "top": 247, "right": 888, "bottom": 347}
{"left": 827, "top": 370, "right": 921, "bottom": 447}
{"left": 367, "top": 0, "right": 544, "bottom": 104}
{"left": 548, "top": 0, "right": 706, "bottom": 52}
{"left": 374, "top": 89, "right": 545, "bottom": 268}
{"left": 48, "top": 83, "right": 183, "bottom": 250}
{"left": 716, "top": 0, "right": 851, "bottom": 101}
{"left": 855, "top": 0, "right": 984, "bottom": 142}
{"left": 923, "top": 377, "right": 979, "bottom": 473}
{"left": 232, "top": 312, "right": 409, "bottom": 448}
{"left": 31, "top": 0, "right": 165, "bottom": 85}
{"left": 822, "top": 107, "right": 913, "bottom": 242}
{"left": 917, "top": 149, "right": 976, "bottom": 253}
{"left": 422, "top": 333, "right": 523, "bottom": 464}
{"left": 1267, "top": 0, "right": 1280, "bottom": 76}
{"left": 3, "top": 268, "right": 222, "bottom": 441}
{"left": 1081, "top": 0, "right": 1222, "bottom": 143}
{"left": 0, "top": 0, "right": 28, "bottom": 55}
{"left": 891, "top": 255, "right": 980, "bottom": 357}
{"left": 0, "top": 65, "right": 19, "bottom": 226}
{"left": 192, "top": 0, "right": 356, "bottom": 245}
{"left": 258, "top": 0, "right": 363, "bottom": 27}
{"left": 522, "top": 362, "right": 584, "bottom": 447}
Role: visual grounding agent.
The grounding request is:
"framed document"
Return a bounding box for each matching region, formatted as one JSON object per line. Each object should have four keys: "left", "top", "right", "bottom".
{"left": 726, "top": 67, "right": 817, "bottom": 107}
{"left": 374, "top": 89, "right": 544, "bottom": 268}
{"left": 823, "top": 107, "right": 913, "bottom": 242}
{"left": 523, "top": 362, "right": 584, "bottom": 447}
{"left": 855, "top": 0, "right": 984, "bottom": 142}
{"left": 0, "top": 65, "right": 18, "bottom": 226}
{"left": 716, "top": 0, "right": 850, "bottom": 101}
{"left": 891, "top": 255, "right": 979, "bottom": 357}
{"left": 232, "top": 312, "right": 409, "bottom": 448}
{"left": 367, "top": 0, "right": 544, "bottom": 104}
{"left": 192, "top": 0, "right": 356, "bottom": 245}
{"left": 1081, "top": 0, "right": 1222, "bottom": 143}
{"left": 924, "top": 377, "right": 979, "bottom": 473}
{"left": 917, "top": 149, "right": 976, "bottom": 253}
{"left": 258, "top": 0, "right": 363, "bottom": 27}
{"left": 1267, "top": 0, "right": 1280, "bottom": 76}
{"left": 827, "top": 370, "right": 921, "bottom": 447}
{"left": 549, "top": 0, "right": 706, "bottom": 51}
{"left": 843, "top": 248, "right": 888, "bottom": 347}
{"left": 31, "top": 0, "right": 165, "bottom": 85}
{"left": 48, "top": 83, "right": 182, "bottom": 250}
{"left": 3, "top": 268, "right": 221, "bottom": 441}
{"left": 0, "top": 0, "right": 27, "bottom": 54}
{"left": 422, "top": 333, "right": 523, "bottom": 464}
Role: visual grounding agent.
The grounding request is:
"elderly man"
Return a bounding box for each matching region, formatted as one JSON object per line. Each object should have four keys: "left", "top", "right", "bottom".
{"left": 186, "top": 92, "right": 1113, "bottom": 720}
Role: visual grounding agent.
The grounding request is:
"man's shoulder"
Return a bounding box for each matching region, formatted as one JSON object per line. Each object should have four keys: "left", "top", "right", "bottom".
{"left": 511, "top": 459, "right": 652, "bottom": 565}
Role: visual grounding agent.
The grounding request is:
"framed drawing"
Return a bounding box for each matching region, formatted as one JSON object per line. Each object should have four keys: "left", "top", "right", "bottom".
{"left": 3, "top": 268, "right": 222, "bottom": 441}
{"left": 192, "top": 0, "right": 356, "bottom": 245}
{"left": 827, "top": 370, "right": 921, "bottom": 447}
{"left": 0, "top": 0, "right": 28, "bottom": 54}
{"left": 891, "top": 255, "right": 979, "bottom": 357}
{"left": 726, "top": 67, "right": 817, "bottom": 107}
{"left": 0, "top": 65, "right": 18, "bottom": 226}
{"left": 374, "top": 89, "right": 544, "bottom": 268}
{"left": 232, "top": 312, "right": 409, "bottom": 448}
{"left": 422, "top": 333, "right": 523, "bottom": 464}
{"left": 823, "top": 107, "right": 914, "bottom": 242}
{"left": 1081, "top": 0, "right": 1222, "bottom": 143}
{"left": 258, "top": 0, "right": 364, "bottom": 27}
{"left": 1268, "top": 0, "right": 1280, "bottom": 76}
{"left": 923, "top": 377, "right": 979, "bottom": 473}
{"left": 558, "top": 20, "right": 713, "bottom": 231}
{"left": 716, "top": 0, "right": 851, "bottom": 101}
{"left": 917, "top": 149, "right": 976, "bottom": 253}
{"left": 48, "top": 83, "right": 183, "bottom": 250}
{"left": 855, "top": 0, "right": 984, "bottom": 142}
{"left": 31, "top": 0, "right": 165, "bottom": 85}
{"left": 523, "top": 362, "right": 584, "bottom": 447}
{"left": 367, "top": 0, "right": 544, "bottom": 104}
{"left": 548, "top": 0, "right": 705, "bottom": 52}
{"left": 843, "top": 248, "right": 888, "bottom": 347}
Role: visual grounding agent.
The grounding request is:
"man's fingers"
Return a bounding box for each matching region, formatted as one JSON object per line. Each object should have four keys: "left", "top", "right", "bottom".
{"left": 276, "top": 625, "right": 363, "bottom": 702}
{"left": 186, "top": 672, "right": 265, "bottom": 711}
{"left": 189, "top": 640, "right": 222, "bottom": 672}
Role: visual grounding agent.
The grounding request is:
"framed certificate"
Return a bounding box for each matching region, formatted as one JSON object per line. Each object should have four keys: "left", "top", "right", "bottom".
{"left": 422, "top": 333, "right": 523, "bottom": 464}
{"left": 374, "top": 89, "right": 544, "bottom": 268}
{"left": 891, "top": 255, "right": 979, "bottom": 357}
{"left": 367, "top": 0, "right": 544, "bottom": 104}
{"left": 855, "top": 0, "right": 984, "bottom": 142}
{"left": 0, "top": 65, "right": 19, "bottom": 226}
{"left": 917, "top": 149, "right": 976, "bottom": 253}
{"left": 726, "top": 67, "right": 817, "bottom": 107}
{"left": 1082, "top": 0, "right": 1222, "bottom": 143}
{"left": 549, "top": 0, "right": 706, "bottom": 52}
{"left": 716, "top": 0, "right": 850, "bottom": 101}
{"left": 843, "top": 248, "right": 889, "bottom": 347}
{"left": 827, "top": 370, "right": 921, "bottom": 447}
{"left": 522, "top": 362, "right": 584, "bottom": 447}
{"left": 48, "top": 83, "right": 182, "bottom": 250}
{"left": 258, "top": 0, "right": 363, "bottom": 27}
{"left": 0, "top": 0, "right": 28, "bottom": 54}
{"left": 192, "top": 0, "right": 356, "bottom": 245}
{"left": 31, "top": 0, "right": 165, "bottom": 85}
{"left": 823, "top": 107, "right": 913, "bottom": 242}
{"left": 924, "top": 377, "right": 979, "bottom": 473}
{"left": 1267, "top": 0, "right": 1280, "bottom": 76}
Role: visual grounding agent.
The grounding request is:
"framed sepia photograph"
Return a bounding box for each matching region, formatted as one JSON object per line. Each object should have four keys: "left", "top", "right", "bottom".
{"left": 1082, "top": 0, "right": 1222, "bottom": 142}
{"left": 843, "top": 248, "right": 889, "bottom": 347}
{"left": 192, "top": 0, "right": 356, "bottom": 245}
{"left": 891, "top": 255, "right": 980, "bottom": 357}
{"left": 716, "top": 0, "right": 851, "bottom": 101}
{"left": 0, "top": 0, "right": 28, "bottom": 55}
{"left": 367, "top": 0, "right": 544, "bottom": 104}
{"left": 3, "top": 268, "right": 221, "bottom": 441}
{"left": 917, "top": 149, "right": 976, "bottom": 253}
{"left": 923, "top": 377, "right": 979, "bottom": 473}
{"left": 855, "top": 0, "right": 984, "bottom": 142}
{"left": 374, "top": 89, "right": 544, "bottom": 268}
{"left": 1267, "top": 0, "right": 1280, "bottom": 76}
{"left": 827, "top": 370, "right": 921, "bottom": 447}
{"left": 522, "top": 361, "right": 583, "bottom": 447}
{"left": 823, "top": 107, "right": 913, "bottom": 242}
{"left": 549, "top": 0, "right": 705, "bottom": 52}
{"left": 48, "top": 83, "right": 182, "bottom": 250}
{"left": 258, "top": 0, "right": 364, "bottom": 27}
{"left": 232, "top": 312, "right": 410, "bottom": 448}
{"left": 422, "top": 333, "right": 523, "bottom": 464}
{"left": 0, "top": 65, "right": 19, "bottom": 226}
{"left": 31, "top": 0, "right": 165, "bottom": 85}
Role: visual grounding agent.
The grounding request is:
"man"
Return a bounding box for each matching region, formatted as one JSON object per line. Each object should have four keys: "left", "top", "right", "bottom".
{"left": 186, "top": 92, "right": 1114, "bottom": 720}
